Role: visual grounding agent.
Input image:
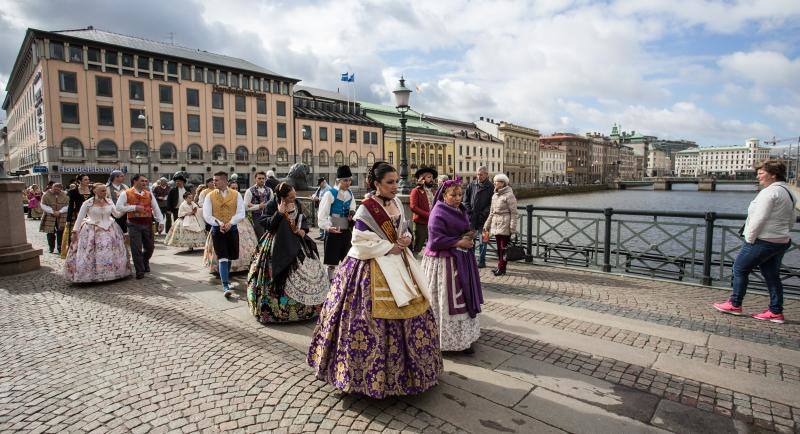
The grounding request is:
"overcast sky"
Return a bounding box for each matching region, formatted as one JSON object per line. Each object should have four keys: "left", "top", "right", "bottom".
{"left": 1, "top": 0, "right": 799, "bottom": 146}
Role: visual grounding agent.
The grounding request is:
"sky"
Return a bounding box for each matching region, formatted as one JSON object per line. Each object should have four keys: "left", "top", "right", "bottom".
{"left": 1, "top": 0, "right": 799, "bottom": 146}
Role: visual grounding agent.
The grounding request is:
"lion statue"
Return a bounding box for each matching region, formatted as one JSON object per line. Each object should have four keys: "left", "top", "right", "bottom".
{"left": 279, "top": 163, "right": 311, "bottom": 191}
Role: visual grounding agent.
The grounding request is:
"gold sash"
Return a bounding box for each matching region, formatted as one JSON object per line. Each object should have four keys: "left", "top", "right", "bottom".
{"left": 370, "top": 260, "right": 429, "bottom": 319}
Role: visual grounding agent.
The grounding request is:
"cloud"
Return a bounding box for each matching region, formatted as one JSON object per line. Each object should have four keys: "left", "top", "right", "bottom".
{"left": 764, "top": 105, "right": 800, "bottom": 132}
{"left": 718, "top": 50, "right": 800, "bottom": 89}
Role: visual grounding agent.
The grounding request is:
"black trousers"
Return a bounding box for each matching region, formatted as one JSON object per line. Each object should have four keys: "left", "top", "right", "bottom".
{"left": 46, "top": 224, "right": 64, "bottom": 253}
{"left": 128, "top": 222, "right": 154, "bottom": 274}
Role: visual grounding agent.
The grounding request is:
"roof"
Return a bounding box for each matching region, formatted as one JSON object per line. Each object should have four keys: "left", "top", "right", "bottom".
{"left": 424, "top": 115, "right": 503, "bottom": 143}
{"left": 49, "top": 27, "right": 298, "bottom": 81}
{"left": 359, "top": 102, "right": 452, "bottom": 137}
{"left": 294, "top": 85, "right": 349, "bottom": 103}
{"left": 293, "top": 106, "right": 381, "bottom": 126}
{"left": 540, "top": 134, "right": 591, "bottom": 142}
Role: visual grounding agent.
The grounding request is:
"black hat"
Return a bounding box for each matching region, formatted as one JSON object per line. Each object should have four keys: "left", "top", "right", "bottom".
{"left": 172, "top": 174, "right": 187, "bottom": 183}
{"left": 336, "top": 165, "right": 352, "bottom": 179}
{"left": 414, "top": 167, "right": 438, "bottom": 180}
{"left": 317, "top": 177, "right": 326, "bottom": 184}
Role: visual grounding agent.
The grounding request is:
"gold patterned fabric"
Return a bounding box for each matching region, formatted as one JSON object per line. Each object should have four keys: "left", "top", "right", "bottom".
{"left": 370, "top": 260, "right": 429, "bottom": 319}
{"left": 209, "top": 189, "right": 239, "bottom": 224}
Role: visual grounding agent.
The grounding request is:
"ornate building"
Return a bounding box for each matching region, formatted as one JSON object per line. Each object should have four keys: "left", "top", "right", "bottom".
{"left": 475, "top": 118, "right": 539, "bottom": 186}
{"left": 2, "top": 27, "right": 298, "bottom": 187}
{"left": 425, "top": 115, "right": 503, "bottom": 183}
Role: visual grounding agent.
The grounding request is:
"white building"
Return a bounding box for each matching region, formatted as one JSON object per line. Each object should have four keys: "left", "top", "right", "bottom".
{"left": 647, "top": 148, "right": 671, "bottom": 176}
{"left": 425, "top": 115, "right": 503, "bottom": 183}
{"left": 674, "top": 138, "right": 771, "bottom": 177}
{"left": 539, "top": 143, "right": 566, "bottom": 184}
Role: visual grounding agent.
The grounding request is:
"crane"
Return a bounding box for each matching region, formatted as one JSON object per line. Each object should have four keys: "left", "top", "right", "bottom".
{"left": 762, "top": 136, "right": 800, "bottom": 181}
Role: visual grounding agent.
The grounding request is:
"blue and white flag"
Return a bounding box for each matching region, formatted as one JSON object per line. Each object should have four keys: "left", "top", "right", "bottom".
{"left": 341, "top": 72, "right": 349, "bottom": 82}
{"left": 348, "top": 73, "right": 355, "bottom": 82}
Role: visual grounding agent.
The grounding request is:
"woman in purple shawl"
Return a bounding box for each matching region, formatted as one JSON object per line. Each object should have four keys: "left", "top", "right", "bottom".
{"left": 421, "top": 178, "right": 484, "bottom": 354}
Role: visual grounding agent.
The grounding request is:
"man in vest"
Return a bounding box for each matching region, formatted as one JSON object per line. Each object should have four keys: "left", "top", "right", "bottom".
{"left": 409, "top": 167, "right": 437, "bottom": 255}
{"left": 203, "top": 171, "right": 246, "bottom": 297}
{"left": 116, "top": 174, "right": 165, "bottom": 279}
{"left": 317, "top": 165, "right": 356, "bottom": 278}
{"left": 39, "top": 183, "right": 69, "bottom": 254}
{"left": 244, "top": 171, "right": 272, "bottom": 239}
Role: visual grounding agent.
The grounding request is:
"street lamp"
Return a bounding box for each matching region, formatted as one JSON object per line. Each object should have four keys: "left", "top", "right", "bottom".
{"left": 393, "top": 76, "right": 412, "bottom": 194}
{"left": 134, "top": 155, "right": 144, "bottom": 175}
{"left": 138, "top": 112, "right": 152, "bottom": 179}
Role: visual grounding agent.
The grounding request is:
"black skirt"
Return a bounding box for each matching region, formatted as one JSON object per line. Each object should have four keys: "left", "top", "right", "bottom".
{"left": 323, "top": 230, "right": 351, "bottom": 266}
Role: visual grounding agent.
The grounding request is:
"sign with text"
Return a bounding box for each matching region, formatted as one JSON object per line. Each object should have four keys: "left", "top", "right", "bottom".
{"left": 212, "top": 85, "right": 265, "bottom": 98}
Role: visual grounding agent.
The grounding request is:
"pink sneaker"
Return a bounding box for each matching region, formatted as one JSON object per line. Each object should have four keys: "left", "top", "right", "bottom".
{"left": 752, "top": 309, "right": 785, "bottom": 324}
{"left": 713, "top": 300, "right": 743, "bottom": 315}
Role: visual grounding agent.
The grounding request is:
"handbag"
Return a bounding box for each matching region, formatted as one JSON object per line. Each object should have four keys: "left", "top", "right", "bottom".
{"left": 504, "top": 236, "right": 526, "bottom": 262}
{"left": 283, "top": 215, "right": 330, "bottom": 305}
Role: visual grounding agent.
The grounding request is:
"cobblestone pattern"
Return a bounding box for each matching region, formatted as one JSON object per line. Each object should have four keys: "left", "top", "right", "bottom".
{"left": 483, "top": 301, "right": 800, "bottom": 384}
{"left": 1, "top": 228, "right": 460, "bottom": 434}
{"left": 478, "top": 329, "right": 800, "bottom": 433}
{"left": 483, "top": 266, "right": 800, "bottom": 350}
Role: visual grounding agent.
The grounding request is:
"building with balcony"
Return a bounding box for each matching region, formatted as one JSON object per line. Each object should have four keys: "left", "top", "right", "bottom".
{"left": 424, "top": 115, "right": 503, "bottom": 183}
{"left": 2, "top": 27, "right": 299, "bottom": 187}
{"left": 293, "top": 86, "right": 382, "bottom": 187}
{"left": 361, "top": 102, "right": 455, "bottom": 181}
{"left": 475, "top": 118, "right": 539, "bottom": 186}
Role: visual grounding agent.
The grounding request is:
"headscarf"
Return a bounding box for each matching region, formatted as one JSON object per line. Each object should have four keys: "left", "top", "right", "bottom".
{"left": 432, "top": 176, "right": 463, "bottom": 205}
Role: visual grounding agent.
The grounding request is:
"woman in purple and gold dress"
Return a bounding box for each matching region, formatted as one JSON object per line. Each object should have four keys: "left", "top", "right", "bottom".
{"left": 308, "top": 161, "right": 442, "bottom": 398}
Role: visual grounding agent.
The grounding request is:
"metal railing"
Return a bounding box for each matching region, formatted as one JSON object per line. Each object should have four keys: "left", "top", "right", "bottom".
{"left": 503, "top": 206, "right": 800, "bottom": 296}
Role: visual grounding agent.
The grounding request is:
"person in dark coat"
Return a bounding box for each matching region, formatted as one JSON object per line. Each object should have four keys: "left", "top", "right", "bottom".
{"left": 265, "top": 170, "right": 280, "bottom": 192}
{"left": 409, "top": 167, "right": 437, "bottom": 255}
{"left": 462, "top": 166, "right": 494, "bottom": 268}
{"left": 166, "top": 174, "right": 188, "bottom": 228}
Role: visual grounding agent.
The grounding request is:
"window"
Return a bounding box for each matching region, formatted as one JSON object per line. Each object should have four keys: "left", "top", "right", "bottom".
{"left": 97, "top": 139, "right": 117, "bottom": 158}
{"left": 236, "top": 119, "right": 247, "bottom": 135}
{"left": 130, "top": 109, "right": 145, "bottom": 128}
{"left": 129, "top": 81, "right": 144, "bottom": 100}
{"left": 193, "top": 66, "right": 204, "bottom": 82}
{"left": 235, "top": 95, "right": 246, "bottom": 112}
{"left": 256, "top": 147, "right": 269, "bottom": 163}
{"left": 212, "top": 92, "right": 224, "bottom": 109}
{"left": 367, "top": 152, "right": 375, "bottom": 166}
{"left": 371, "top": 132, "right": 378, "bottom": 145}
{"left": 187, "top": 144, "right": 203, "bottom": 161}
{"left": 242, "top": 77, "right": 250, "bottom": 89}
{"left": 88, "top": 47, "right": 100, "bottom": 62}
{"left": 187, "top": 114, "right": 200, "bottom": 132}
{"left": 159, "top": 85, "right": 173, "bottom": 104}
{"left": 167, "top": 61, "right": 178, "bottom": 75}
{"left": 218, "top": 72, "right": 227, "bottom": 86}
{"left": 256, "top": 96, "right": 266, "bottom": 114}
{"left": 160, "top": 111, "right": 174, "bottom": 130}
{"left": 320, "top": 127, "right": 328, "bottom": 141}
{"left": 213, "top": 116, "right": 225, "bottom": 134}
{"left": 180, "top": 64, "right": 190, "bottom": 80}
{"left": 122, "top": 53, "right": 133, "bottom": 68}
{"left": 105, "top": 51, "right": 117, "bottom": 66}
{"left": 68, "top": 45, "right": 82, "bottom": 62}
{"left": 137, "top": 55, "right": 149, "bottom": 70}
{"left": 160, "top": 142, "right": 177, "bottom": 160}
{"left": 130, "top": 141, "right": 148, "bottom": 159}
{"left": 272, "top": 81, "right": 280, "bottom": 93}
{"left": 335, "top": 128, "right": 343, "bottom": 142}
{"left": 302, "top": 125, "right": 312, "bottom": 140}
{"left": 363, "top": 131, "right": 370, "bottom": 144}
{"left": 276, "top": 101, "right": 286, "bottom": 116}
{"left": 59, "top": 71, "right": 77, "bottom": 93}
{"left": 281, "top": 82, "right": 289, "bottom": 95}
{"left": 263, "top": 80, "right": 270, "bottom": 92}
{"left": 50, "top": 42, "right": 64, "bottom": 60}
{"left": 206, "top": 69, "right": 215, "bottom": 84}
{"left": 349, "top": 130, "right": 357, "bottom": 144}
{"left": 257, "top": 121, "right": 267, "bottom": 137}
{"left": 152, "top": 59, "right": 163, "bottom": 73}
{"left": 319, "top": 150, "right": 329, "bottom": 166}
{"left": 277, "top": 148, "right": 289, "bottom": 163}
{"left": 235, "top": 146, "right": 249, "bottom": 162}
{"left": 277, "top": 123, "right": 287, "bottom": 138}
{"left": 95, "top": 76, "right": 112, "bottom": 97}
{"left": 97, "top": 106, "right": 114, "bottom": 126}
{"left": 61, "top": 138, "right": 83, "bottom": 157}
{"left": 349, "top": 151, "right": 358, "bottom": 167}
{"left": 388, "top": 151, "right": 394, "bottom": 165}
{"left": 212, "top": 145, "right": 227, "bottom": 161}
{"left": 230, "top": 74, "right": 239, "bottom": 88}
{"left": 186, "top": 88, "right": 199, "bottom": 107}
{"left": 334, "top": 151, "right": 344, "bottom": 166}
{"left": 302, "top": 149, "right": 313, "bottom": 165}
{"left": 61, "top": 103, "right": 79, "bottom": 124}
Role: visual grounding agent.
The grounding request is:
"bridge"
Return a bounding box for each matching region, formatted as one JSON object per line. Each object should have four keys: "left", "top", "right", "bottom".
{"left": 614, "top": 177, "right": 759, "bottom": 191}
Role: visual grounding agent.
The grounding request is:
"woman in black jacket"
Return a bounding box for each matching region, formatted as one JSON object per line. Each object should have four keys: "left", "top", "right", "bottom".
{"left": 246, "top": 182, "right": 329, "bottom": 323}
{"left": 61, "top": 173, "right": 93, "bottom": 258}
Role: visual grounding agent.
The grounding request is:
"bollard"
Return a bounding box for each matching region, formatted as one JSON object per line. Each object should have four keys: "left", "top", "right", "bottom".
{"left": 702, "top": 212, "right": 716, "bottom": 286}
{"left": 602, "top": 208, "right": 613, "bottom": 272}
{"left": 526, "top": 204, "right": 533, "bottom": 262}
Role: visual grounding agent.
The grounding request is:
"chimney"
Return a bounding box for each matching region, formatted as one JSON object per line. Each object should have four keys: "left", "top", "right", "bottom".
{"left": 480, "top": 116, "right": 484, "bottom": 121}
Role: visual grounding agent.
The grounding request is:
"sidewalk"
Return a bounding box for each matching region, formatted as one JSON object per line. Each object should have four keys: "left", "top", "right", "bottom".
{"left": 1, "top": 219, "right": 798, "bottom": 433}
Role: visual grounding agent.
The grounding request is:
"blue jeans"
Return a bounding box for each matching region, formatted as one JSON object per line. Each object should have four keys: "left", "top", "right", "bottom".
{"left": 730, "top": 239, "right": 790, "bottom": 314}
{"left": 474, "top": 232, "right": 488, "bottom": 265}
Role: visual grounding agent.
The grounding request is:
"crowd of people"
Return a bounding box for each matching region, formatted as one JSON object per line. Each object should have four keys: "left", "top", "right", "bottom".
{"left": 21, "top": 157, "right": 793, "bottom": 397}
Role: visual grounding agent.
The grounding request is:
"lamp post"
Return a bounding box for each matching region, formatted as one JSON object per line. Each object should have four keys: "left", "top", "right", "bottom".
{"left": 138, "top": 112, "right": 152, "bottom": 179}
{"left": 393, "top": 76, "right": 412, "bottom": 194}
{"left": 134, "top": 156, "right": 144, "bottom": 176}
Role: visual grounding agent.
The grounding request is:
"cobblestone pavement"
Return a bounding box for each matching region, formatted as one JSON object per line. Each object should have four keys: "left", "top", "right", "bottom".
{"left": 2, "top": 219, "right": 800, "bottom": 433}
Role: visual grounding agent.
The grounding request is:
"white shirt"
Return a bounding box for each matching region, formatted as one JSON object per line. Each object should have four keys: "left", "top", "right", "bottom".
{"left": 202, "top": 188, "right": 246, "bottom": 227}
{"left": 176, "top": 186, "right": 186, "bottom": 204}
{"left": 743, "top": 181, "right": 797, "bottom": 244}
{"left": 244, "top": 185, "right": 272, "bottom": 211}
{"left": 316, "top": 188, "right": 356, "bottom": 231}
{"left": 40, "top": 198, "right": 68, "bottom": 215}
{"left": 115, "top": 187, "right": 165, "bottom": 224}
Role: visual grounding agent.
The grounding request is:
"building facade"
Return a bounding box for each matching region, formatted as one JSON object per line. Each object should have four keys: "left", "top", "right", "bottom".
{"left": 647, "top": 148, "right": 671, "bottom": 177}
{"left": 425, "top": 115, "right": 503, "bottom": 183}
{"left": 538, "top": 142, "right": 566, "bottom": 184}
{"left": 674, "top": 139, "right": 771, "bottom": 177}
{"left": 362, "top": 102, "right": 455, "bottom": 182}
{"left": 293, "top": 86, "right": 382, "bottom": 187}
{"left": 2, "top": 27, "right": 299, "bottom": 187}
{"left": 475, "top": 118, "right": 539, "bottom": 186}
{"left": 539, "top": 133, "right": 592, "bottom": 185}
{"left": 617, "top": 144, "right": 637, "bottom": 180}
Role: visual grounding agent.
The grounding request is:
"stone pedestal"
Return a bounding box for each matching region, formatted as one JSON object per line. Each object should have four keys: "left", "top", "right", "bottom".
{"left": 0, "top": 180, "right": 42, "bottom": 276}
{"left": 653, "top": 178, "right": 672, "bottom": 191}
{"left": 697, "top": 178, "right": 716, "bottom": 191}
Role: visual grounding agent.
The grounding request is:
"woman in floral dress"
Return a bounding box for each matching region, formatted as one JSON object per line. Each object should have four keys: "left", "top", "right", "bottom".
{"left": 203, "top": 180, "right": 259, "bottom": 273}
{"left": 247, "top": 182, "right": 327, "bottom": 323}
{"left": 164, "top": 190, "right": 207, "bottom": 250}
{"left": 28, "top": 185, "right": 43, "bottom": 219}
{"left": 308, "top": 161, "right": 442, "bottom": 398}
{"left": 64, "top": 183, "right": 131, "bottom": 283}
